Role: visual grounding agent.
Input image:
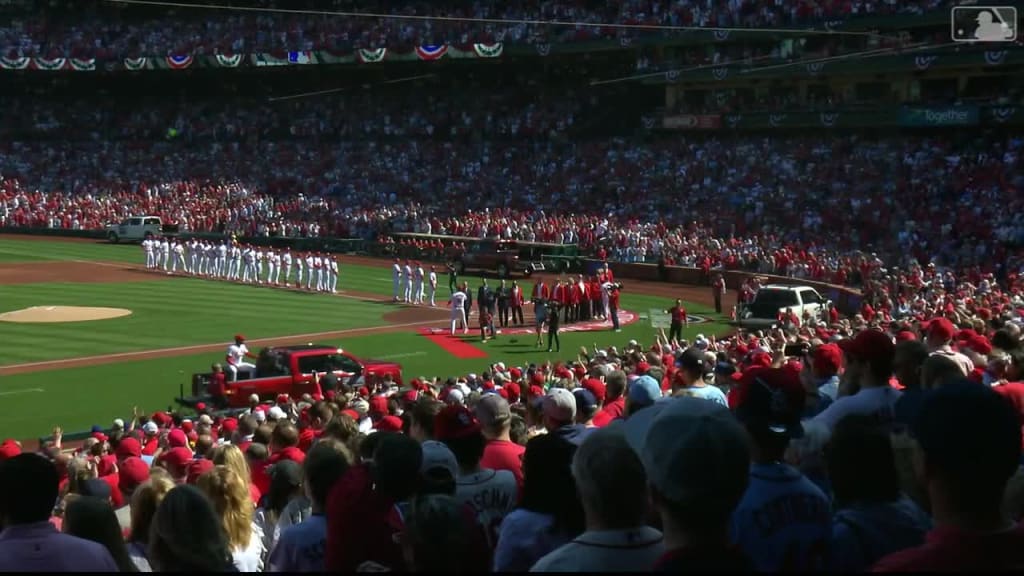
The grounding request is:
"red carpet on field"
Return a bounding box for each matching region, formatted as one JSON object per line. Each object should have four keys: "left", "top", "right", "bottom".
{"left": 418, "top": 328, "right": 489, "bottom": 359}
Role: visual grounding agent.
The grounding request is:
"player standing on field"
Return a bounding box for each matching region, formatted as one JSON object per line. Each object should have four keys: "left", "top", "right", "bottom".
{"left": 413, "top": 262, "right": 424, "bottom": 304}
{"left": 282, "top": 248, "right": 293, "bottom": 286}
{"left": 392, "top": 259, "right": 402, "bottom": 302}
{"left": 428, "top": 266, "right": 438, "bottom": 307}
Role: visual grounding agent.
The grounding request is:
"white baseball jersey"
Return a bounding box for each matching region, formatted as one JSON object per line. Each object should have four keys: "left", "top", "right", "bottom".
{"left": 283, "top": 252, "right": 292, "bottom": 267}
{"left": 219, "top": 243, "right": 228, "bottom": 258}
{"left": 403, "top": 265, "right": 412, "bottom": 280}
{"left": 305, "top": 255, "right": 314, "bottom": 268}
{"left": 415, "top": 266, "right": 424, "bottom": 281}
{"left": 429, "top": 271, "right": 437, "bottom": 287}
{"left": 227, "top": 343, "right": 249, "bottom": 364}
{"left": 451, "top": 291, "right": 468, "bottom": 311}
{"left": 393, "top": 263, "right": 401, "bottom": 279}
{"left": 142, "top": 239, "right": 153, "bottom": 252}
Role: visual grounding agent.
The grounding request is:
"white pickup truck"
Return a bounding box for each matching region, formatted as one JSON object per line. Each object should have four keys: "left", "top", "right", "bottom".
{"left": 105, "top": 216, "right": 180, "bottom": 243}
{"left": 737, "top": 284, "right": 831, "bottom": 328}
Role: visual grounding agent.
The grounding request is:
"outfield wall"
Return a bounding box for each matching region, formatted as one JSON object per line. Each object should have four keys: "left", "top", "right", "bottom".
{"left": 0, "top": 227, "right": 863, "bottom": 315}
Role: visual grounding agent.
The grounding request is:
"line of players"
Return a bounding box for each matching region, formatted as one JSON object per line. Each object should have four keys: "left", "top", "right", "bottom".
{"left": 391, "top": 258, "right": 441, "bottom": 306}
{"left": 140, "top": 236, "right": 339, "bottom": 293}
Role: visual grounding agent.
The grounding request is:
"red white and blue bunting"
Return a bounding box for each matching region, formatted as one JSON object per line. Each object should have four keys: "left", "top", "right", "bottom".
{"left": 357, "top": 48, "right": 387, "bottom": 63}
{"left": 70, "top": 58, "right": 96, "bottom": 71}
{"left": 33, "top": 57, "right": 67, "bottom": 71}
{"left": 472, "top": 43, "right": 503, "bottom": 58}
{"left": 215, "top": 54, "right": 242, "bottom": 67}
{"left": 166, "top": 55, "right": 194, "bottom": 70}
{"left": 415, "top": 45, "right": 448, "bottom": 61}
{"left": 124, "top": 57, "right": 147, "bottom": 70}
{"left": 0, "top": 56, "right": 30, "bottom": 69}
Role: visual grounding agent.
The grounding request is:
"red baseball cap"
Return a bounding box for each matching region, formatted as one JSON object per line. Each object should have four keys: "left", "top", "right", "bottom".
{"left": 167, "top": 429, "right": 188, "bottom": 448}
{"left": 276, "top": 394, "right": 290, "bottom": 404}
{"left": 118, "top": 457, "right": 150, "bottom": 493}
{"left": 504, "top": 382, "right": 522, "bottom": 403}
{"left": 895, "top": 331, "right": 918, "bottom": 342}
{"left": 925, "top": 317, "right": 956, "bottom": 342}
{"left": 840, "top": 329, "right": 895, "bottom": 365}
{"left": 220, "top": 418, "right": 239, "bottom": 435}
{"left": 115, "top": 437, "right": 142, "bottom": 460}
{"left": 810, "top": 343, "right": 842, "bottom": 375}
{"left": 369, "top": 396, "right": 388, "bottom": 416}
{"left": 433, "top": 405, "right": 481, "bottom": 441}
{"left": 186, "top": 459, "right": 215, "bottom": 485}
{"left": 159, "top": 447, "right": 193, "bottom": 473}
{"left": 582, "top": 378, "right": 607, "bottom": 404}
{"left": 375, "top": 415, "right": 404, "bottom": 433}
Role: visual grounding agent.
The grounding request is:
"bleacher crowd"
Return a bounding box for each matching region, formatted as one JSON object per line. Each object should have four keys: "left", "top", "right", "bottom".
{"left": 2, "top": 295, "right": 1024, "bottom": 570}
{"left": 1, "top": 0, "right": 949, "bottom": 59}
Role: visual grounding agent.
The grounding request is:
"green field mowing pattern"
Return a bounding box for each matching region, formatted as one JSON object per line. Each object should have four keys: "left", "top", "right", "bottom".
{"left": 0, "top": 279, "right": 392, "bottom": 364}
{"left": 0, "top": 236, "right": 731, "bottom": 439}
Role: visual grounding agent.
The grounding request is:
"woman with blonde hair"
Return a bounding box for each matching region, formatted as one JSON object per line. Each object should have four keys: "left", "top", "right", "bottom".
{"left": 127, "top": 470, "right": 175, "bottom": 572}
{"left": 197, "top": 465, "right": 265, "bottom": 571}
{"left": 209, "top": 443, "right": 261, "bottom": 505}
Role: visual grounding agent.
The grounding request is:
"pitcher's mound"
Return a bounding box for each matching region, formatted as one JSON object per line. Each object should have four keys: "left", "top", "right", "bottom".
{"left": 0, "top": 306, "right": 133, "bottom": 323}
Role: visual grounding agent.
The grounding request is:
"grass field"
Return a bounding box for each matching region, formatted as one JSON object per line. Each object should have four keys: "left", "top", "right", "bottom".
{"left": 0, "top": 236, "right": 730, "bottom": 439}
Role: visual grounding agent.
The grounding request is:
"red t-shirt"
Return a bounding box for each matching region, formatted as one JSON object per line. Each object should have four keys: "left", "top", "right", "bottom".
{"left": 480, "top": 440, "right": 525, "bottom": 489}
{"left": 326, "top": 463, "right": 403, "bottom": 572}
{"left": 994, "top": 382, "right": 1024, "bottom": 450}
{"left": 593, "top": 396, "right": 625, "bottom": 427}
{"left": 873, "top": 523, "right": 1024, "bottom": 572}
{"left": 208, "top": 372, "right": 227, "bottom": 397}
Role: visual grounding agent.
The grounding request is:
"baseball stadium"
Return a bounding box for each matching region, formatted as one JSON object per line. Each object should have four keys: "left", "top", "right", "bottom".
{"left": 1, "top": 0, "right": 1023, "bottom": 572}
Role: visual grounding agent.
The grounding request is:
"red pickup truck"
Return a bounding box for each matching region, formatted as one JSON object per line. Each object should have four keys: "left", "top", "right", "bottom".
{"left": 177, "top": 344, "right": 403, "bottom": 409}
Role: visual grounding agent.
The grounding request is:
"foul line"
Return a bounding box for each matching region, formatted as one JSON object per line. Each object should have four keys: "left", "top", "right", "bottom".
{"left": 0, "top": 388, "right": 45, "bottom": 396}
{"left": 0, "top": 319, "right": 440, "bottom": 374}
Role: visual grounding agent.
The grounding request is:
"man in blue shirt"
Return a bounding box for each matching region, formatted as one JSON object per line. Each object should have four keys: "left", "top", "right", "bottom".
{"left": 268, "top": 439, "right": 354, "bottom": 572}
{"left": 730, "top": 366, "right": 832, "bottom": 571}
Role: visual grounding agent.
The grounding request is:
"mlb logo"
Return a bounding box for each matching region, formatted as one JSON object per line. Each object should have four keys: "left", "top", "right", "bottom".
{"left": 951, "top": 6, "right": 1017, "bottom": 42}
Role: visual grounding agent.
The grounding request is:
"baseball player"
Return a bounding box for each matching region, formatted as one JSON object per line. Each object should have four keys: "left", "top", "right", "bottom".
{"left": 282, "top": 248, "right": 293, "bottom": 286}
{"left": 294, "top": 251, "right": 304, "bottom": 288}
{"left": 392, "top": 259, "right": 402, "bottom": 302}
{"left": 171, "top": 240, "right": 186, "bottom": 273}
{"left": 272, "top": 250, "right": 283, "bottom": 285}
{"left": 328, "top": 256, "right": 339, "bottom": 293}
{"left": 428, "top": 265, "right": 438, "bottom": 307}
{"left": 449, "top": 286, "right": 469, "bottom": 335}
{"left": 402, "top": 260, "right": 413, "bottom": 303}
{"left": 413, "top": 262, "right": 424, "bottom": 304}
{"left": 305, "top": 252, "right": 315, "bottom": 290}
{"left": 255, "top": 248, "right": 265, "bottom": 284}
{"left": 232, "top": 243, "right": 243, "bottom": 280}
{"left": 314, "top": 253, "right": 325, "bottom": 292}
{"left": 225, "top": 334, "right": 257, "bottom": 381}
{"left": 243, "top": 246, "right": 257, "bottom": 283}
{"left": 188, "top": 239, "right": 199, "bottom": 274}
{"left": 142, "top": 237, "right": 155, "bottom": 269}
{"left": 216, "top": 241, "right": 228, "bottom": 278}
{"left": 266, "top": 249, "right": 277, "bottom": 286}
{"left": 159, "top": 237, "right": 171, "bottom": 271}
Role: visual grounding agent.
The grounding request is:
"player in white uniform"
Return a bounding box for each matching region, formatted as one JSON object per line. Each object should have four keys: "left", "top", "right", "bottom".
{"left": 314, "top": 254, "right": 325, "bottom": 292}
{"left": 392, "top": 259, "right": 402, "bottom": 302}
{"left": 171, "top": 241, "right": 186, "bottom": 273}
{"left": 255, "top": 248, "right": 265, "bottom": 284}
{"left": 217, "top": 241, "right": 228, "bottom": 278}
{"left": 266, "top": 249, "right": 277, "bottom": 286}
{"left": 449, "top": 288, "right": 469, "bottom": 335}
{"left": 142, "top": 238, "right": 155, "bottom": 269}
{"left": 413, "top": 262, "right": 425, "bottom": 304}
{"left": 232, "top": 244, "right": 243, "bottom": 280}
{"left": 225, "top": 334, "right": 257, "bottom": 381}
{"left": 188, "top": 240, "right": 199, "bottom": 274}
{"left": 294, "top": 251, "right": 304, "bottom": 288}
{"left": 281, "top": 249, "right": 293, "bottom": 286}
{"left": 428, "top": 266, "right": 438, "bottom": 307}
{"left": 328, "top": 256, "right": 339, "bottom": 293}
{"left": 305, "top": 253, "right": 315, "bottom": 290}
{"left": 160, "top": 238, "right": 171, "bottom": 271}
{"left": 402, "top": 261, "right": 413, "bottom": 303}
{"left": 242, "top": 246, "right": 257, "bottom": 283}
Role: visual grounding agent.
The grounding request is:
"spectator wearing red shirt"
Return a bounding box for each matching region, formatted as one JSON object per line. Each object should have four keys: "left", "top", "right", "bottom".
{"left": 873, "top": 382, "right": 1024, "bottom": 572}
{"left": 207, "top": 363, "right": 228, "bottom": 409}
{"left": 608, "top": 286, "right": 622, "bottom": 332}
{"left": 325, "top": 433, "right": 421, "bottom": 572}
{"left": 665, "top": 300, "right": 688, "bottom": 343}
{"left": 592, "top": 370, "right": 627, "bottom": 427}
{"left": 268, "top": 422, "right": 305, "bottom": 466}
{"left": 475, "top": 395, "right": 525, "bottom": 491}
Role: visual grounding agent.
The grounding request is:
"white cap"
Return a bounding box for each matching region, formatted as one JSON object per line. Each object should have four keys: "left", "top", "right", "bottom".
{"left": 253, "top": 410, "right": 266, "bottom": 423}
{"left": 495, "top": 362, "right": 506, "bottom": 372}
{"left": 142, "top": 421, "right": 158, "bottom": 435}
{"left": 198, "top": 414, "right": 214, "bottom": 426}
{"left": 268, "top": 406, "right": 287, "bottom": 420}
{"left": 543, "top": 388, "right": 577, "bottom": 423}
{"left": 249, "top": 394, "right": 260, "bottom": 404}
{"left": 112, "top": 418, "right": 125, "bottom": 429}
{"left": 595, "top": 350, "right": 608, "bottom": 358}
{"left": 628, "top": 340, "right": 638, "bottom": 347}
{"left": 447, "top": 388, "right": 466, "bottom": 406}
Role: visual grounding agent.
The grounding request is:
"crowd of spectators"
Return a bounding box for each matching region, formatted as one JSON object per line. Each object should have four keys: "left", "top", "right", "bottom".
{"left": 2, "top": 297, "right": 1024, "bottom": 571}
{"left": 2, "top": 132, "right": 1022, "bottom": 290}
{"left": 1, "top": 0, "right": 951, "bottom": 59}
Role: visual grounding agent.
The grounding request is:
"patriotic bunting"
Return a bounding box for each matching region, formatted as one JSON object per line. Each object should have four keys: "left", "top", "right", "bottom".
{"left": 215, "top": 54, "right": 242, "bottom": 67}
{"left": 357, "top": 48, "right": 387, "bottom": 63}
{"left": 0, "top": 56, "right": 30, "bottom": 69}
{"left": 415, "top": 45, "right": 448, "bottom": 61}
{"left": 166, "top": 55, "right": 194, "bottom": 69}
{"left": 70, "top": 58, "right": 96, "bottom": 71}
{"left": 124, "top": 57, "right": 147, "bottom": 70}
{"left": 33, "top": 57, "right": 67, "bottom": 71}
{"left": 472, "top": 43, "right": 503, "bottom": 58}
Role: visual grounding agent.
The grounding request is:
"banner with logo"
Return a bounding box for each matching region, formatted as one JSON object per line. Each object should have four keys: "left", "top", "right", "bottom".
{"left": 899, "top": 106, "right": 979, "bottom": 127}
{"left": 662, "top": 114, "right": 721, "bottom": 130}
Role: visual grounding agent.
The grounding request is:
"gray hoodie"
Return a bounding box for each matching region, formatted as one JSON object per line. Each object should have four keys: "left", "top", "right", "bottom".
{"left": 829, "top": 496, "right": 932, "bottom": 571}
